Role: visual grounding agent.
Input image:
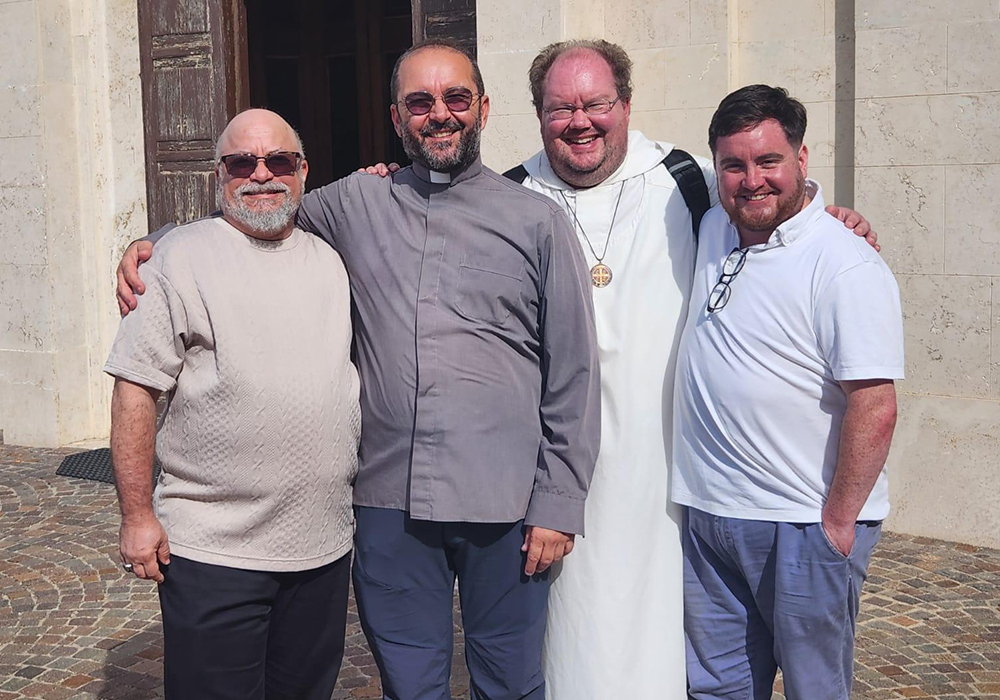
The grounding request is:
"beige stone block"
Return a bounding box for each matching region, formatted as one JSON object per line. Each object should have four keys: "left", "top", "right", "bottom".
{"left": 480, "top": 50, "right": 536, "bottom": 116}
{"left": 857, "top": 0, "right": 997, "bottom": 30}
{"left": 0, "top": 185, "right": 46, "bottom": 266}
{"left": 661, "top": 43, "right": 727, "bottom": 111}
{"left": 854, "top": 166, "right": 945, "bottom": 275}
{"left": 481, "top": 113, "right": 542, "bottom": 172}
{"left": 944, "top": 164, "right": 1000, "bottom": 276}
{"left": 803, "top": 101, "right": 834, "bottom": 168}
{"left": 605, "top": 0, "right": 689, "bottom": 49}
{"left": 948, "top": 21, "right": 1000, "bottom": 93}
{"left": 855, "top": 94, "right": 1000, "bottom": 166}
{"left": 896, "top": 273, "right": 990, "bottom": 399}
{"left": 884, "top": 393, "right": 1000, "bottom": 549}
{"left": 0, "top": 85, "right": 40, "bottom": 138}
{"left": 628, "top": 108, "right": 714, "bottom": 157}
{"left": 691, "top": 0, "right": 728, "bottom": 44}
{"left": 562, "top": 0, "right": 605, "bottom": 39}
{"left": 739, "top": 0, "right": 825, "bottom": 41}
{"left": 808, "top": 166, "right": 837, "bottom": 203}
{"left": 477, "top": 0, "right": 560, "bottom": 54}
{"left": 855, "top": 23, "right": 948, "bottom": 99}
{"left": 53, "top": 344, "right": 107, "bottom": 445}
{"left": 0, "top": 263, "right": 50, "bottom": 352}
{"left": 0, "top": 136, "right": 41, "bottom": 186}
{"left": 37, "top": 0, "right": 73, "bottom": 84}
{"left": 994, "top": 278, "right": 1000, "bottom": 400}
{"left": 736, "top": 41, "right": 798, "bottom": 98}
{"left": 629, "top": 48, "right": 667, "bottom": 112}
{"left": 738, "top": 36, "right": 836, "bottom": 103}
{"left": 0, "top": 348, "right": 58, "bottom": 447}
{"left": 0, "top": 0, "right": 38, "bottom": 86}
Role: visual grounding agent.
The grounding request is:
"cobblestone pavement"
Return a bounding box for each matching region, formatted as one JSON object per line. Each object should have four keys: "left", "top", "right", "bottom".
{"left": 1, "top": 443, "right": 998, "bottom": 700}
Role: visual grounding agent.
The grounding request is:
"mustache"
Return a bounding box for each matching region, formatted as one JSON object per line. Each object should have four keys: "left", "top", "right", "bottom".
{"left": 419, "top": 119, "right": 463, "bottom": 136}
{"left": 235, "top": 181, "right": 291, "bottom": 196}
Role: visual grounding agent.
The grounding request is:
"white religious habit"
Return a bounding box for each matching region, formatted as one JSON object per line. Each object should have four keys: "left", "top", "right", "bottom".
{"left": 518, "top": 130, "right": 717, "bottom": 699}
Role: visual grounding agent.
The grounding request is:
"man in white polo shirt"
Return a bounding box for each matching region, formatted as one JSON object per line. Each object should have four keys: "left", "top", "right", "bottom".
{"left": 673, "top": 85, "right": 904, "bottom": 700}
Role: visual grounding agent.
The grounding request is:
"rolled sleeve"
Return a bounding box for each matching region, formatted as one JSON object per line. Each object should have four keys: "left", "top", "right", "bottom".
{"left": 524, "top": 209, "right": 601, "bottom": 535}
{"left": 104, "top": 264, "right": 188, "bottom": 392}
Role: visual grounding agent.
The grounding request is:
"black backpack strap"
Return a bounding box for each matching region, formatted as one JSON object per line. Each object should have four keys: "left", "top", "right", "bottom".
{"left": 662, "top": 148, "right": 710, "bottom": 242}
{"left": 502, "top": 164, "right": 530, "bottom": 183}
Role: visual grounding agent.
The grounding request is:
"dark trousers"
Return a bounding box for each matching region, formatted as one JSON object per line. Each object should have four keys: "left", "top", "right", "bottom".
{"left": 352, "top": 506, "right": 551, "bottom": 700}
{"left": 683, "top": 507, "right": 881, "bottom": 700}
{"left": 158, "top": 552, "right": 351, "bottom": 700}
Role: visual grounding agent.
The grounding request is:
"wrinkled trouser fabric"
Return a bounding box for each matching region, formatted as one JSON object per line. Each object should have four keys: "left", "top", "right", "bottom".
{"left": 683, "top": 506, "right": 881, "bottom": 700}
{"left": 353, "top": 506, "right": 550, "bottom": 700}
{"left": 158, "top": 552, "right": 351, "bottom": 700}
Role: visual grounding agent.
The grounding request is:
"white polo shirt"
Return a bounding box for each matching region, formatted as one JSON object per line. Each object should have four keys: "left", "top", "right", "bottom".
{"left": 672, "top": 181, "right": 904, "bottom": 523}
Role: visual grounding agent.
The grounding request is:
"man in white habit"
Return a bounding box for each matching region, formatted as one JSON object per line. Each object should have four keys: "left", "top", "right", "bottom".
{"left": 504, "top": 39, "right": 878, "bottom": 699}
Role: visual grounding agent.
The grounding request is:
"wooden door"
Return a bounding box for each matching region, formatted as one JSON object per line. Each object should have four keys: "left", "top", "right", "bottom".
{"left": 245, "top": 0, "right": 413, "bottom": 186}
{"left": 413, "top": 0, "right": 477, "bottom": 55}
{"left": 137, "top": 0, "right": 248, "bottom": 231}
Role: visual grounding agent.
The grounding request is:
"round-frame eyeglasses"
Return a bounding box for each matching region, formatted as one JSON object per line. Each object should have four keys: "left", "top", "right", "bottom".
{"left": 707, "top": 247, "right": 747, "bottom": 313}
{"left": 543, "top": 96, "right": 621, "bottom": 122}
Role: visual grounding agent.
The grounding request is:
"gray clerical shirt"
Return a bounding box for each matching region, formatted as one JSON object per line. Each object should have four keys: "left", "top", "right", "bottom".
{"left": 296, "top": 157, "right": 600, "bottom": 535}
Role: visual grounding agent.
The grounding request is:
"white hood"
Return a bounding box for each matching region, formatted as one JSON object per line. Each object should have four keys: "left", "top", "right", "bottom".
{"left": 523, "top": 130, "right": 675, "bottom": 190}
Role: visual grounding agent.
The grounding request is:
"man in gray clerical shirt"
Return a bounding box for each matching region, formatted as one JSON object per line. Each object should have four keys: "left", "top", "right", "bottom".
{"left": 117, "top": 40, "right": 601, "bottom": 700}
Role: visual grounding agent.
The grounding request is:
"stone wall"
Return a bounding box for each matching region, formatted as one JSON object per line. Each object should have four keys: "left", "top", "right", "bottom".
{"left": 0, "top": 0, "right": 146, "bottom": 446}
{"left": 478, "top": 0, "right": 1000, "bottom": 548}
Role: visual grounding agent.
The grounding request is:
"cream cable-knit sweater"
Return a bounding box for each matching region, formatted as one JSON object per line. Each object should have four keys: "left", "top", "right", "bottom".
{"left": 105, "top": 216, "right": 360, "bottom": 572}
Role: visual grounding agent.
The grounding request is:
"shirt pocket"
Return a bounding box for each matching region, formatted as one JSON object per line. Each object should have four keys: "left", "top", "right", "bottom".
{"left": 455, "top": 253, "right": 526, "bottom": 326}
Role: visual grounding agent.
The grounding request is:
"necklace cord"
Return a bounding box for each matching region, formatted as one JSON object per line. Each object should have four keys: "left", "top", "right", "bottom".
{"left": 560, "top": 180, "right": 627, "bottom": 264}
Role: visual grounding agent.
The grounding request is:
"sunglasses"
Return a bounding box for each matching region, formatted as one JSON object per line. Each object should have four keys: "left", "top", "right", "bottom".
{"left": 400, "top": 89, "right": 479, "bottom": 115}
{"left": 219, "top": 151, "right": 303, "bottom": 178}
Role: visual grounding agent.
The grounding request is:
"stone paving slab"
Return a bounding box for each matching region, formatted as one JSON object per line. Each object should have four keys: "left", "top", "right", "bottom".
{"left": 1, "top": 443, "right": 998, "bottom": 700}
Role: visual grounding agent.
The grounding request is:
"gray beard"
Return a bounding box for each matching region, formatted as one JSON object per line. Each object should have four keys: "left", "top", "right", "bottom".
{"left": 219, "top": 180, "right": 299, "bottom": 238}
{"left": 401, "top": 118, "right": 482, "bottom": 172}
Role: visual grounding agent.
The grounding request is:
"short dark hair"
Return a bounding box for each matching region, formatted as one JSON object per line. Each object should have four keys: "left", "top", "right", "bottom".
{"left": 528, "top": 40, "right": 633, "bottom": 112}
{"left": 389, "top": 39, "right": 485, "bottom": 104}
{"left": 708, "top": 85, "right": 807, "bottom": 154}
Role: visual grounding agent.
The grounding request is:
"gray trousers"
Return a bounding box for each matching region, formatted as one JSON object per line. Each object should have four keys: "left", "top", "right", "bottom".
{"left": 683, "top": 506, "right": 881, "bottom": 700}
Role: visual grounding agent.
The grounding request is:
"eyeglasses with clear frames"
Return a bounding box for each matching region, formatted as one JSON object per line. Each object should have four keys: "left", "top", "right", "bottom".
{"left": 707, "top": 247, "right": 747, "bottom": 313}
{"left": 543, "top": 96, "right": 621, "bottom": 122}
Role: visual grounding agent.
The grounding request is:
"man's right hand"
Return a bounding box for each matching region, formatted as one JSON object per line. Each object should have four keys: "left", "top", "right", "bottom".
{"left": 116, "top": 240, "right": 154, "bottom": 317}
{"left": 356, "top": 162, "right": 399, "bottom": 178}
{"left": 120, "top": 513, "right": 171, "bottom": 583}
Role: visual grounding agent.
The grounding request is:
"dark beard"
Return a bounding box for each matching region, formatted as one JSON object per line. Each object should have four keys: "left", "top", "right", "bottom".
{"left": 401, "top": 117, "right": 482, "bottom": 172}
{"left": 733, "top": 174, "right": 807, "bottom": 235}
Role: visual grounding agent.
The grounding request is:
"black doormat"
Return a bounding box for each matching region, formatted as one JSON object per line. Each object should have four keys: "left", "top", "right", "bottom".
{"left": 56, "top": 448, "right": 160, "bottom": 485}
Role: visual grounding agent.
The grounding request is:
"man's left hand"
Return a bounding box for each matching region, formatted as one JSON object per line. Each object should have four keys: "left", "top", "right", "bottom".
{"left": 826, "top": 205, "right": 880, "bottom": 252}
{"left": 521, "top": 526, "right": 575, "bottom": 576}
{"left": 821, "top": 517, "right": 855, "bottom": 557}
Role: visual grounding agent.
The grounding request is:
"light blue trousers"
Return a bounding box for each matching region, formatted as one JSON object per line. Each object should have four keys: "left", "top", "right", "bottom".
{"left": 683, "top": 506, "right": 881, "bottom": 700}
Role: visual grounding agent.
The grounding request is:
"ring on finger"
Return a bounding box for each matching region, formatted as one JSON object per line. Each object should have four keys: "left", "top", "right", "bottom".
{"left": 122, "top": 562, "right": 134, "bottom": 573}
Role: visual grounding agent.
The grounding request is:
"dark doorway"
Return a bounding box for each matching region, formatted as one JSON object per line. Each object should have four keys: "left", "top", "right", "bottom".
{"left": 137, "top": 0, "right": 477, "bottom": 230}
{"left": 245, "top": 0, "right": 413, "bottom": 189}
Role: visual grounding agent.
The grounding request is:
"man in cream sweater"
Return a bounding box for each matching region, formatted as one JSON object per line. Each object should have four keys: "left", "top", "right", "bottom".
{"left": 105, "top": 109, "right": 361, "bottom": 700}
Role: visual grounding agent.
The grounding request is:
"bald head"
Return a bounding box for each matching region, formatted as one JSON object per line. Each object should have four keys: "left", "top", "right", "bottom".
{"left": 215, "top": 109, "right": 305, "bottom": 161}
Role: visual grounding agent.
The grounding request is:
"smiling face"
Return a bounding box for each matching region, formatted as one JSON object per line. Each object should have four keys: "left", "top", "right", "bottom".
{"left": 539, "top": 49, "right": 630, "bottom": 188}
{"left": 390, "top": 47, "right": 489, "bottom": 173}
{"left": 714, "top": 118, "right": 809, "bottom": 246}
{"left": 215, "top": 109, "right": 307, "bottom": 240}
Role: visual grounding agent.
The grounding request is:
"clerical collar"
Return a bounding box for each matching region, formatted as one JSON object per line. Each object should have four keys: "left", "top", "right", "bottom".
{"left": 411, "top": 157, "right": 483, "bottom": 185}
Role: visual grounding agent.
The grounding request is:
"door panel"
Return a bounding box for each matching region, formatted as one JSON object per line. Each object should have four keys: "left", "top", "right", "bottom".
{"left": 138, "top": 0, "right": 247, "bottom": 230}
